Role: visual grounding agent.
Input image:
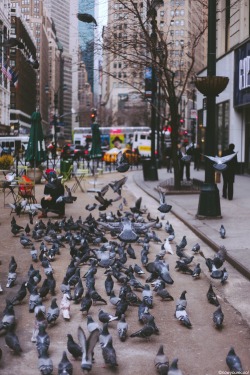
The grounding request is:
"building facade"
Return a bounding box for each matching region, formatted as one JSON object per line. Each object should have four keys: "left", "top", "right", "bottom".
{"left": 196, "top": 0, "right": 250, "bottom": 173}
{"left": 101, "top": 0, "right": 207, "bottom": 130}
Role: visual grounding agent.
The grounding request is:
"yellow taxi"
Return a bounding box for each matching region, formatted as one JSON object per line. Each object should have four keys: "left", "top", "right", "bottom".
{"left": 103, "top": 147, "right": 141, "bottom": 164}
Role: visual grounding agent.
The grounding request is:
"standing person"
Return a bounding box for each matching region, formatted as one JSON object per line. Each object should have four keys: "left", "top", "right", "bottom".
{"left": 222, "top": 143, "right": 238, "bottom": 200}
{"left": 193, "top": 144, "right": 202, "bottom": 171}
{"left": 38, "top": 171, "right": 65, "bottom": 218}
{"left": 178, "top": 144, "right": 191, "bottom": 181}
{"left": 165, "top": 146, "right": 172, "bottom": 173}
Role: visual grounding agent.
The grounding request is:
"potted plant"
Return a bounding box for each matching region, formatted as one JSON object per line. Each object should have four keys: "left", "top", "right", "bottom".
{"left": 26, "top": 162, "right": 46, "bottom": 184}
{"left": 0, "top": 154, "right": 14, "bottom": 171}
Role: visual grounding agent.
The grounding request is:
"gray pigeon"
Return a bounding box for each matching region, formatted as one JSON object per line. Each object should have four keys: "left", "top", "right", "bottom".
{"left": 99, "top": 323, "right": 112, "bottom": 348}
{"left": 154, "top": 345, "right": 169, "bottom": 375}
{"left": 213, "top": 305, "right": 224, "bottom": 329}
{"left": 219, "top": 224, "right": 226, "bottom": 238}
{"left": 226, "top": 347, "right": 243, "bottom": 373}
{"left": 168, "top": 358, "right": 183, "bottom": 375}
{"left": 38, "top": 347, "right": 53, "bottom": 375}
{"left": 5, "top": 327, "right": 22, "bottom": 355}
{"left": 46, "top": 298, "right": 59, "bottom": 325}
{"left": 207, "top": 284, "right": 220, "bottom": 306}
{"left": 101, "top": 337, "right": 118, "bottom": 367}
{"left": 58, "top": 351, "right": 73, "bottom": 375}
{"left": 117, "top": 314, "right": 128, "bottom": 342}
{"left": 36, "top": 325, "right": 50, "bottom": 358}
{"left": 157, "top": 189, "right": 172, "bottom": 213}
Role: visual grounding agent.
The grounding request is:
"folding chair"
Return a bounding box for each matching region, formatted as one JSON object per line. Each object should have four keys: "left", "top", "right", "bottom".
{"left": 61, "top": 165, "right": 73, "bottom": 185}
{"left": 71, "top": 168, "right": 89, "bottom": 193}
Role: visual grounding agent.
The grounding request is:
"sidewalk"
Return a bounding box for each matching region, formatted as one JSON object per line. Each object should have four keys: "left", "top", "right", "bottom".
{"left": 133, "top": 165, "right": 250, "bottom": 281}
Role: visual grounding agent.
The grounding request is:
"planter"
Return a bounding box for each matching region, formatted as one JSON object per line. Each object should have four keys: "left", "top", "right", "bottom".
{"left": 27, "top": 168, "right": 43, "bottom": 184}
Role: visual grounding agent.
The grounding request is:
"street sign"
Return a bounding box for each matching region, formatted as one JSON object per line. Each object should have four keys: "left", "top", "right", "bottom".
{"left": 191, "top": 109, "right": 197, "bottom": 119}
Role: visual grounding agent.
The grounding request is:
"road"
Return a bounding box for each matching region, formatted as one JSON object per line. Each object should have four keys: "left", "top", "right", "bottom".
{"left": 0, "top": 171, "right": 249, "bottom": 375}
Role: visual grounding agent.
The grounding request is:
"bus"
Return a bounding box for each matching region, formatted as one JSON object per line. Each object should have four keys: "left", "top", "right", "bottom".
{"left": 73, "top": 126, "right": 150, "bottom": 150}
{"left": 0, "top": 135, "right": 29, "bottom": 155}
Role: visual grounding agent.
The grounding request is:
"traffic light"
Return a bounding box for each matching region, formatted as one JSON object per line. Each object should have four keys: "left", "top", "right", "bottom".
{"left": 91, "top": 108, "right": 97, "bottom": 122}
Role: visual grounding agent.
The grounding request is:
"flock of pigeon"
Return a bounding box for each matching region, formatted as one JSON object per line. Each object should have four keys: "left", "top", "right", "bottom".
{"left": 0, "top": 175, "right": 246, "bottom": 374}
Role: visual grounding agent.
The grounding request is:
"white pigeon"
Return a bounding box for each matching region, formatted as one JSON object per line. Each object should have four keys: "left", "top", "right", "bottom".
{"left": 204, "top": 153, "right": 237, "bottom": 171}
{"left": 162, "top": 238, "right": 173, "bottom": 255}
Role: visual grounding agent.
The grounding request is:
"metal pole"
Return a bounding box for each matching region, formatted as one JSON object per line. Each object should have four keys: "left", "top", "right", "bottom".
{"left": 197, "top": 0, "right": 221, "bottom": 218}
{"left": 148, "top": 10, "right": 158, "bottom": 181}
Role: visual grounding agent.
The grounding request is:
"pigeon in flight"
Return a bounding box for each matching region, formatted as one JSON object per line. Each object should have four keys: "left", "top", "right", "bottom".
{"left": 58, "top": 351, "right": 73, "bottom": 375}
{"left": 77, "top": 326, "right": 100, "bottom": 372}
{"left": 109, "top": 176, "right": 127, "bottom": 195}
{"left": 157, "top": 189, "right": 172, "bottom": 213}
{"left": 204, "top": 152, "right": 237, "bottom": 171}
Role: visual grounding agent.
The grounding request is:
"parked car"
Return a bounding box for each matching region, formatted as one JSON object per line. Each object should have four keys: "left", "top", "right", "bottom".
{"left": 103, "top": 147, "right": 141, "bottom": 164}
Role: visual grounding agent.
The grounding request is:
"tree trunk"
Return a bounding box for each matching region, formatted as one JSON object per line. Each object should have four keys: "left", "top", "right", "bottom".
{"left": 170, "top": 104, "right": 181, "bottom": 190}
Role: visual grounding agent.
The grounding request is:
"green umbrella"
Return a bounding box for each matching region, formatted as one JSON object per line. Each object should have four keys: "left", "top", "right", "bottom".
{"left": 25, "top": 112, "right": 47, "bottom": 184}
{"left": 89, "top": 122, "right": 102, "bottom": 159}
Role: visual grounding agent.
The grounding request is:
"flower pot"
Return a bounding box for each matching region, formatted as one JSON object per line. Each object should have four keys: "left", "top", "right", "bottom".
{"left": 27, "top": 168, "right": 43, "bottom": 184}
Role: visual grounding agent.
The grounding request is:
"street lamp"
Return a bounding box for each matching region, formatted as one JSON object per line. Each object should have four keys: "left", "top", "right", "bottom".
{"left": 195, "top": 0, "right": 229, "bottom": 218}
{"left": 145, "top": 0, "right": 164, "bottom": 181}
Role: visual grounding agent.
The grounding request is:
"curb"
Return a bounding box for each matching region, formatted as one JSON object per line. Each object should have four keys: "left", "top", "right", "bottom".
{"left": 133, "top": 173, "right": 250, "bottom": 281}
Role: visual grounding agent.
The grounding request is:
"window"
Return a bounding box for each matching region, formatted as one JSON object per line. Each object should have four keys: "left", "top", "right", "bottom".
{"left": 160, "top": 11, "right": 164, "bottom": 16}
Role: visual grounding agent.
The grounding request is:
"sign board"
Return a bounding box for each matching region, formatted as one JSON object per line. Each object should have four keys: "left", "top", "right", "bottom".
{"left": 190, "top": 109, "right": 197, "bottom": 119}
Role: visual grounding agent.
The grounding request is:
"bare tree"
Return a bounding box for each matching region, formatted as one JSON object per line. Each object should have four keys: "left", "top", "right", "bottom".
{"left": 100, "top": 0, "right": 209, "bottom": 187}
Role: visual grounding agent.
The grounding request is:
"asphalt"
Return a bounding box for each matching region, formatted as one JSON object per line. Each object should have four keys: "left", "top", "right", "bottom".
{"left": 133, "top": 164, "right": 250, "bottom": 281}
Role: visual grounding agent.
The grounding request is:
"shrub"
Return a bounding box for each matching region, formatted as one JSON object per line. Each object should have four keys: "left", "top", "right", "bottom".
{"left": 0, "top": 154, "right": 14, "bottom": 170}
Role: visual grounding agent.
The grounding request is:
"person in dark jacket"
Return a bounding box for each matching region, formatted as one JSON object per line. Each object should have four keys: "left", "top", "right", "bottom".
{"left": 38, "top": 171, "right": 65, "bottom": 218}
{"left": 222, "top": 143, "right": 238, "bottom": 200}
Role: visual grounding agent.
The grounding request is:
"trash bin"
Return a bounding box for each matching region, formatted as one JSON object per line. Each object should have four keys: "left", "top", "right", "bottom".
{"left": 60, "top": 159, "right": 73, "bottom": 178}
{"left": 142, "top": 158, "right": 152, "bottom": 181}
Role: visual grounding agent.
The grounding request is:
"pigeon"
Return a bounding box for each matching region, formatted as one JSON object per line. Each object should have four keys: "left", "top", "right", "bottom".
{"left": 11, "top": 222, "right": 24, "bottom": 236}
{"left": 72, "top": 278, "right": 84, "bottom": 303}
{"left": 5, "top": 327, "right": 22, "bottom": 355}
{"left": 168, "top": 358, "right": 183, "bottom": 375}
{"left": 213, "top": 305, "right": 224, "bottom": 329}
{"left": 157, "top": 189, "right": 172, "bottom": 213}
{"left": 175, "top": 291, "right": 192, "bottom": 328}
{"left": 109, "top": 176, "right": 127, "bottom": 195}
{"left": 46, "top": 298, "right": 59, "bottom": 325}
{"left": 126, "top": 243, "right": 137, "bottom": 259}
{"left": 101, "top": 337, "right": 118, "bottom": 367}
{"left": 99, "top": 323, "right": 112, "bottom": 348}
{"left": 213, "top": 246, "right": 227, "bottom": 269}
{"left": 192, "top": 263, "right": 201, "bottom": 278}
{"left": 6, "top": 271, "right": 17, "bottom": 288}
{"left": 86, "top": 315, "right": 101, "bottom": 333}
{"left": 89, "top": 288, "right": 107, "bottom": 305}
{"left": 226, "top": 347, "right": 243, "bottom": 373}
{"left": 56, "top": 185, "right": 77, "bottom": 204}
{"left": 130, "top": 197, "right": 144, "bottom": 214}
{"left": 0, "top": 300, "right": 16, "bottom": 332}
{"left": 118, "top": 217, "right": 139, "bottom": 243}
{"left": 60, "top": 294, "right": 71, "bottom": 320}
{"left": 210, "top": 266, "right": 228, "bottom": 283}
{"left": 85, "top": 203, "right": 98, "bottom": 211}
{"left": 117, "top": 314, "right": 128, "bottom": 342}
{"left": 154, "top": 345, "right": 169, "bottom": 375}
{"left": 10, "top": 281, "right": 27, "bottom": 305}
{"left": 133, "top": 263, "right": 144, "bottom": 275}
{"left": 109, "top": 290, "right": 121, "bottom": 306}
{"left": 104, "top": 273, "right": 114, "bottom": 296}
{"left": 77, "top": 327, "right": 100, "bottom": 372}
{"left": 38, "top": 347, "right": 53, "bottom": 375}
{"left": 20, "top": 233, "right": 33, "bottom": 247}
{"left": 29, "top": 287, "right": 43, "bottom": 312}
{"left": 178, "top": 235, "right": 187, "bottom": 249}
{"left": 9, "top": 256, "right": 17, "bottom": 273}
{"left": 162, "top": 238, "right": 173, "bottom": 255}
{"left": 67, "top": 334, "right": 82, "bottom": 359}
{"left": 130, "top": 319, "right": 156, "bottom": 338}
{"left": 155, "top": 286, "right": 174, "bottom": 301}
{"left": 116, "top": 150, "right": 130, "bottom": 172}
{"left": 80, "top": 291, "right": 92, "bottom": 314}
{"left": 142, "top": 284, "right": 153, "bottom": 308}
{"left": 207, "top": 284, "right": 220, "bottom": 306}
{"left": 204, "top": 152, "right": 238, "bottom": 171}
{"left": 219, "top": 224, "right": 226, "bottom": 238}
{"left": 98, "top": 309, "right": 118, "bottom": 323}
{"left": 58, "top": 351, "right": 73, "bottom": 375}
{"left": 192, "top": 243, "right": 200, "bottom": 253}
{"left": 36, "top": 325, "right": 50, "bottom": 358}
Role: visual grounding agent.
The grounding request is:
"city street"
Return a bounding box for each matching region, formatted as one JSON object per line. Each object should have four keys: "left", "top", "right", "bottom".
{"left": 0, "top": 170, "right": 249, "bottom": 375}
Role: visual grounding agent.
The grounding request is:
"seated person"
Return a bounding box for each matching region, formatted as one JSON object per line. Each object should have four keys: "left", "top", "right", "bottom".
{"left": 38, "top": 171, "right": 65, "bottom": 218}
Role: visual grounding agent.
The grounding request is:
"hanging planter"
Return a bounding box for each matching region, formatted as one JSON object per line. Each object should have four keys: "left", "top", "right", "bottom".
{"left": 195, "top": 76, "right": 229, "bottom": 96}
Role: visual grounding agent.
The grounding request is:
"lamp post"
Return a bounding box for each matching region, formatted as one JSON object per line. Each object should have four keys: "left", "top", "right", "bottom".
{"left": 195, "top": 0, "right": 229, "bottom": 218}
{"left": 145, "top": 0, "right": 164, "bottom": 181}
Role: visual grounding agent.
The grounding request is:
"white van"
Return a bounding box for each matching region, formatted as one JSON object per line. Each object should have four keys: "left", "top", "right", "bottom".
{"left": 132, "top": 131, "right": 157, "bottom": 157}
